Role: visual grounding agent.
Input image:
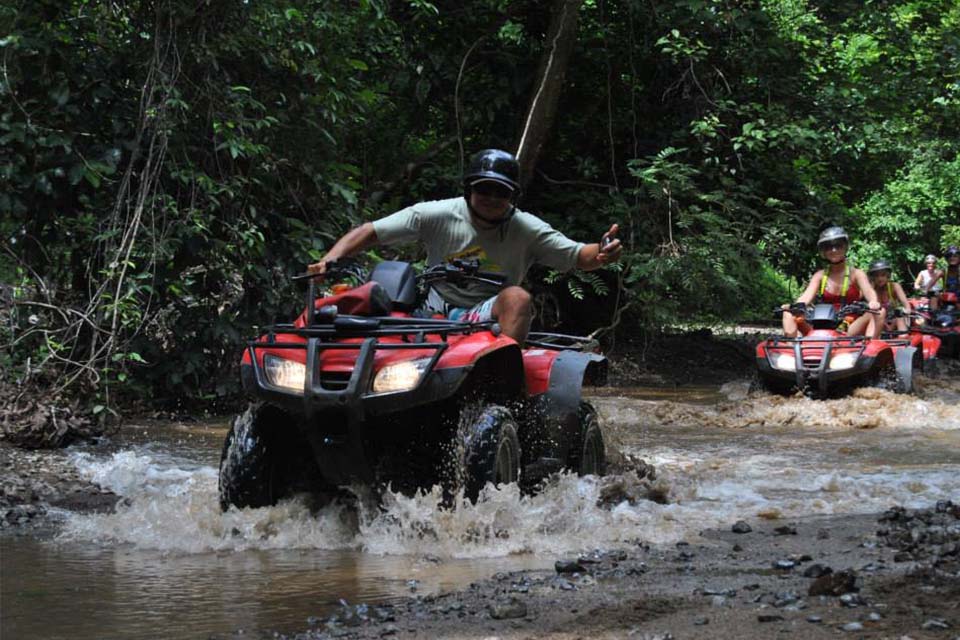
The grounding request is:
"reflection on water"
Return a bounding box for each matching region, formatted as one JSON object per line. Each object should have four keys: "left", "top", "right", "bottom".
{"left": 3, "top": 371, "right": 959, "bottom": 639}
{"left": 2, "top": 537, "right": 547, "bottom": 640}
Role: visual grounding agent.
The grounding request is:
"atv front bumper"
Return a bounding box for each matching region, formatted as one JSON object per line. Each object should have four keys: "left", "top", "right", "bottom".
{"left": 241, "top": 336, "right": 469, "bottom": 421}
{"left": 756, "top": 336, "right": 878, "bottom": 396}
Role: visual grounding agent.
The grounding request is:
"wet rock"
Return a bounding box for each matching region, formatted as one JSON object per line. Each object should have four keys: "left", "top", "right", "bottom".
{"left": 807, "top": 615, "right": 822, "bottom": 623}
{"left": 842, "top": 621, "right": 864, "bottom": 631}
{"left": 693, "top": 617, "right": 709, "bottom": 625}
{"left": 596, "top": 471, "right": 665, "bottom": 507}
{"left": 488, "top": 598, "right": 527, "bottom": 620}
{"left": 554, "top": 559, "right": 585, "bottom": 574}
{"left": 774, "top": 525, "right": 798, "bottom": 535}
{"left": 817, "top": 528, "right": 830, "bottom": 539}
{"left": 732, "top": 521, "right": 752, "bottom": 534}
{"left": 808, "top": 569, "right": 858, "bottom": 596}
{"left": 922, "top": 618, "right": 951, "bottom": 630}
{"left": 802, "top": 564, "right": 833, "bottom": 578}
{"left": 773, "top": 559, "right": 796, "bottom": 570}
{"left": 757, "top": 614, "right": 784, "bottom": 623}
{"left": 839, "top": 593, "right": 865, "bottom": 608}
{"left": 773, "top": 591, "right": 800, "bottom": 608}
{"left": 701, "top": 587, "right": 737, "bottom": 597}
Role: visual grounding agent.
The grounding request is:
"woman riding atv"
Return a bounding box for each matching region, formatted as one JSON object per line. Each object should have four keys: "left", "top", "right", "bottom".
{"left": 914, "top": 254, "right": 943, "bottom": 311}
{"left": 868, "top": 259, "right": 912, "bottom": 332}
{"left": 781, "top": 226, "right": 884, "bottom": 338}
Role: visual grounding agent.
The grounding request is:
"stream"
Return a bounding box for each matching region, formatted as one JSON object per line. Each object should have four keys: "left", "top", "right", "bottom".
{"left": 2, "top": 373, "right": 959, "bottom": 639}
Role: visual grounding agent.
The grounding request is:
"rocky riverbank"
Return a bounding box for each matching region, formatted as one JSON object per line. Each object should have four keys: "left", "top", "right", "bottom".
{"left": 209, "top": 503, "right": 960, "bottom": 640}
{"left": 0, "top": 442, "right": 119, "bottom": 530}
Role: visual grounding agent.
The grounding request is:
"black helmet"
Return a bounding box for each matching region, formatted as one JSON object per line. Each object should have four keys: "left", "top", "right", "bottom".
{"left": 947, "top": 245, "right": 960, "bottom": 258}
{"left": 463, "top": 149, "right": 520, "bottom": 193}
{"left": 817, "top": 226, "right": 849, "bottom": 249}
{"left": 867, "top": 259, "right": 892, "bottom": 275}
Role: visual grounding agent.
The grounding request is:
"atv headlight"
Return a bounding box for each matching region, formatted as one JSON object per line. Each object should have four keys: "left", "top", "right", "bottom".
{"left": 264, "top": 355, "right": 306, "bottom": 394}
{"left": 828, "top": 352, "right": 857, "bottom": 371}
{"left": 769, "top": 353, "right": 796, "bottom": 371}
{"left": 372, "top": 357, "right": 432, "bottom": 394}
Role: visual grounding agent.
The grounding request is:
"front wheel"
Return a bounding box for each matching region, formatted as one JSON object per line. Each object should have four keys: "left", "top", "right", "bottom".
{"left": 219, "top": 403, "right": 299, "bottom": 511}
{"left": 460, "top": 405, "right": 521, "bottom": 503}
{"left": 568, "top": 402, "right": 607, "bottom": 477}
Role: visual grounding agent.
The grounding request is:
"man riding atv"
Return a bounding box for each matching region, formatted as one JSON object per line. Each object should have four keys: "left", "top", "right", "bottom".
{"left": 307, "top": 148, "right": 622, "bottom": 343}
{"left": 218, "top": 150, "right": 620, "bottom": 512}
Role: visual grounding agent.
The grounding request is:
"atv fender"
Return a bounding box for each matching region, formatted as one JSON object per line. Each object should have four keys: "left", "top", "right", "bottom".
{"left": 528, "top": 351, "right": 607, "bottom": 474}
{"left": 893, "top": 345, "right": 917, "bottom": 394}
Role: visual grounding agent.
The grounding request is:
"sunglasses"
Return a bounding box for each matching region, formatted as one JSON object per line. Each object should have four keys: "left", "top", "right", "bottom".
{"left": 472, "top": 182, "right": 514, "bottom": 199}
{"left": 820, "top": 241, "right": 847, "bottom": 251}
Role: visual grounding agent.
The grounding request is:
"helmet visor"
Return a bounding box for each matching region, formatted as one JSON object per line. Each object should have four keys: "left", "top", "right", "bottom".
{"left": 470, "top": 178, "right": 515, "bottom": 199}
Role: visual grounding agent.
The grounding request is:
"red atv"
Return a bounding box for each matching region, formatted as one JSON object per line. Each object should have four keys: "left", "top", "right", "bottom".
{"left": 218, "top": 259, "right": 608, "bottom": 511}
{"left": 909, "top": 293, "right": 959, "bottom": 359}
{"left": 756, "top": 302, "right": 917, "bottom": 397}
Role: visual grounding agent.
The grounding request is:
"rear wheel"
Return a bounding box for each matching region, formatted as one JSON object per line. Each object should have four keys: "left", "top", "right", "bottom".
{"left": 219, "top": 403, "right": 310, "bottom": 511}
{"left": 459, "top": 405, "right": 521, "bottom": 503}
{"left": 568, "top": 402, "right": 607, "bottom": 477}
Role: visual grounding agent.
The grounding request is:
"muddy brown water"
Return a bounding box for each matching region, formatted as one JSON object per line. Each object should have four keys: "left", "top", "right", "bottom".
{"left": 2, "top": 373, "right": 960, "bottom": 640}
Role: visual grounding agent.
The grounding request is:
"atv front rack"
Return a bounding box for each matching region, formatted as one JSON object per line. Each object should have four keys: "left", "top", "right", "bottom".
{"left": 761, "top": 334, "right": 869, "bottom": 395}
{"left": 246, "top": 315, "right": 506, "bottom": 419}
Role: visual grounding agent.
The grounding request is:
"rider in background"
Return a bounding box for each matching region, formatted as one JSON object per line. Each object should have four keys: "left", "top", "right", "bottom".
{"left": 942, "top": 246, "right": 960, "bottom": 304}
{"left": 306, "top": 149, "right": 622, "bottom": 343}
{"left": 868, "top": 259, "right": 912, "bottom": 332}
{"left": 914, "top": 254, "right": 943, "bottom": 311}
{"left": 781, "top": 226, "right": 883, "bottom": 338}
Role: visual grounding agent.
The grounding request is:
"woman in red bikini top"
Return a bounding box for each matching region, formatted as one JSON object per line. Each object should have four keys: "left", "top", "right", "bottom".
{"left": 781, "top": 226, "right": 884, "bottom": 339}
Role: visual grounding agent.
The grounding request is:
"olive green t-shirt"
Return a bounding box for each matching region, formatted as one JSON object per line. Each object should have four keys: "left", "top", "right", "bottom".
{"left": 372, "top": 197, "right": 584, "bottom": 308}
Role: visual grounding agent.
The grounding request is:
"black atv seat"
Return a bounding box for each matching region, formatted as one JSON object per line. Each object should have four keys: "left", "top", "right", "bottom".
{"left": 368, "top": 261, "right": 418, "bottom": 311}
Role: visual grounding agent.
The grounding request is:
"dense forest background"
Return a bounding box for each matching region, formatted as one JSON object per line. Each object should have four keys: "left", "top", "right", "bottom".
{"left": 2, "top": 0, "right": 959, "bottom": 412}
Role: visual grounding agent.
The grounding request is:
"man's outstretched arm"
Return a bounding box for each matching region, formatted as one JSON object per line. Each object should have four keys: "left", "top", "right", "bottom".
{"left": 307, "top": 223, "right": 379, "bottom": 275}
{"left": 576, "top": 223, "right": 622, "bottom": 271}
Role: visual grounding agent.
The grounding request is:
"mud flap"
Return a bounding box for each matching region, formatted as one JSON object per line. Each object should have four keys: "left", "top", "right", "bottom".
{"left": 893, "top": 346, "right": 916, "bottom": 394}
{"left": 533, "top": 351, "right": 606, "bottom": 468}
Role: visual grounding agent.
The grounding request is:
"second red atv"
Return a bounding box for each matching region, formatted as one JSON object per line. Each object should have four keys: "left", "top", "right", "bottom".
{"left": 756, "top": 302, "right": 917, "bottom": 397}
{"left": 219, "top": 260, "right": 608, "bottom": 511}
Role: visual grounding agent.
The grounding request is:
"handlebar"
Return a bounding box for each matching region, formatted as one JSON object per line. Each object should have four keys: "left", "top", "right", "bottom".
{"left": 292, "top": 258, "right": 366, "bottom": 283}
{"left": 418, "top": 259, "right": 508, "bottom": 288}
{"left": 773, "top": 301, "right": 882, "bottom": 318}
{"left": 773, "top": 302, "right": 808, "bottom": 317}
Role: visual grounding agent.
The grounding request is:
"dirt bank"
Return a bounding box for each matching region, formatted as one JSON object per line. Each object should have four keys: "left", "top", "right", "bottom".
{"left": 0, "top": 443, "right": 119, "bottom": 530}
{"left": 210, "top": 503, "right": 960, "bottom": 640}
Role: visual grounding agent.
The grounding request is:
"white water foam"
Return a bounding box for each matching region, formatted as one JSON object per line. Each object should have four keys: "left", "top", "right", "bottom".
{"left": 59, "top": 383, "right": 960, "bottom": 558}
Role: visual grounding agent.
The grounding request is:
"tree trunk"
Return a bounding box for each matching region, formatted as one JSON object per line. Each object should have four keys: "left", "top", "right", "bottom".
{"left": 514, "top": 0, "right": 584, "bottom": 190}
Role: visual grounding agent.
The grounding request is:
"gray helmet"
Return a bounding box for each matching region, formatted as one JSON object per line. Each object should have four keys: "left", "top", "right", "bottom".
{"left": 925, "top": 254, "right": 938, "bottom": 264}
{"left": 817, "top": 226, "right": 849, "bottom": 249}
{"left": 867, "top": 259, "right": 892, "bottom": 275}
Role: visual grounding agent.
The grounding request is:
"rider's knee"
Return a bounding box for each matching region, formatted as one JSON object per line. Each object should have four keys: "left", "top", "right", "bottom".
{"left": 498, "top": 286, "right": 532, "bottom": 313}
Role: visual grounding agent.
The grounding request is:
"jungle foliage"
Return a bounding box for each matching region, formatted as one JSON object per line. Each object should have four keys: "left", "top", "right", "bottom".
{"left": 2, "top": 0, "right": 958, "bottom": 410}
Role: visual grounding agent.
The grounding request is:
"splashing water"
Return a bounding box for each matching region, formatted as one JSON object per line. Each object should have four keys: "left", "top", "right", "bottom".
{"left": 59, "top": 377, "right": 960, "bottom": 559}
